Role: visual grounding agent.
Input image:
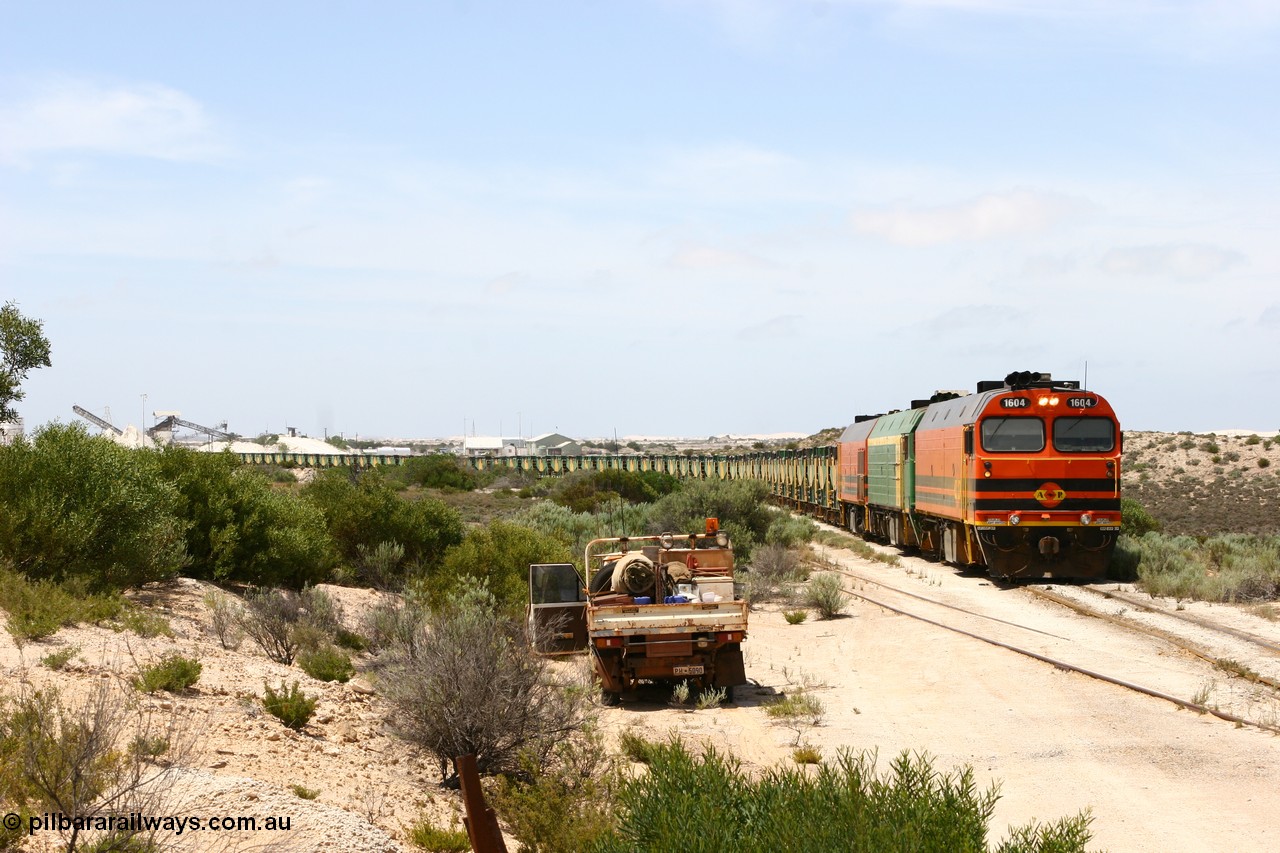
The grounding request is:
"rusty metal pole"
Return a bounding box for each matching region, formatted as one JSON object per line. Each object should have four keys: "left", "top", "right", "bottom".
{"left": 454, "top": 754, "right": 508, "bottom": 853}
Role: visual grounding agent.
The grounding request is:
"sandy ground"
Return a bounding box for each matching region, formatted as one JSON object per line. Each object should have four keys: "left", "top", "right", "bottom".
{"left": 5, "top": 559, "right": 1280, "bottom": 852}
{"left": 597, "top": 541, "right": 1280, "bottom": 853}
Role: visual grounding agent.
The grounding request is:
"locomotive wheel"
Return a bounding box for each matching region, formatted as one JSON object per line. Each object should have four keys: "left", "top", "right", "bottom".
{"left": 600, "top": 689, "right": 621, "bottom": 706}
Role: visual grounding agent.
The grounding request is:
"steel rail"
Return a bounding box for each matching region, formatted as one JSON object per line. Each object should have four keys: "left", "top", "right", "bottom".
{"left": 1023, "top": 586, "right": 1280, "bottom": 693}
{"left": 829, "top": 569, "right": 1280, "bottom": 736}
{"left": 814, "top": 560, "right": 1070, "bottom": 640}
{"left": 1077, "top": 585, "right": 1280, "bottom": 656}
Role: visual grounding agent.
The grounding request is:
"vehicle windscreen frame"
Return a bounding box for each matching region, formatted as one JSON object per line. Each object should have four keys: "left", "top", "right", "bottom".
{"left": 1052, "top": 416, "right": 1116, "bottom": 453}
{"left": 980, "top": 417, "right": 1046, "bottom": 453}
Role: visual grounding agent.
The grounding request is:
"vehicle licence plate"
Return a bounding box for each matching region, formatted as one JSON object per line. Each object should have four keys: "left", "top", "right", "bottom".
{"left": 672, "top": 665, "right": 704, "bottom": 676}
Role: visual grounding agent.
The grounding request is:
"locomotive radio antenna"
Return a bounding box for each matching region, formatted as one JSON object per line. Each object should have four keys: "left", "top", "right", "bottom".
{"left": 1084, "top": 360, "right": 1088, "bottom": 391}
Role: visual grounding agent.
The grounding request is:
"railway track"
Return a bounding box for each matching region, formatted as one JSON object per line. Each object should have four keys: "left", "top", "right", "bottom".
{"left": 823, "top": 562, "right": 1280, "bottom": 735}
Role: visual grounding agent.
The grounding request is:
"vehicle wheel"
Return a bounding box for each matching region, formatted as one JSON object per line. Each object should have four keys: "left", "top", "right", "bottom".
{"left": 601, "top": 689, "right": 621, "bottom": 707}
{"left": 723, "top": 685, "right": 735, "bottom": 704}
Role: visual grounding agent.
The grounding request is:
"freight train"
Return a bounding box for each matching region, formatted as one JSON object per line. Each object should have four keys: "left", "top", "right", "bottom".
{"left": 237, "top": 370, "right": 1121, "bottom": 578}
{"left": 831, "top": 370, "right": 1121, "bottom": 579}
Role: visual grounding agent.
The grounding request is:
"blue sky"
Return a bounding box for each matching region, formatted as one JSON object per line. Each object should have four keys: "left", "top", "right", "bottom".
{"left": 3, "top": 1, "right": 1278, "bottom": 440}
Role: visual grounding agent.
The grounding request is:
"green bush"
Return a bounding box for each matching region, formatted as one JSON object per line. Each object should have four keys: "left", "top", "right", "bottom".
{"left": 262, "top": 681, "right": 317, "bottom": 730}
{"left": 593, "top": 742, "right": 1094, "bottom": 852}
{"left": 241, "top": 587, "right": 303, "bottom": 664}
{"left": 135, "top": 652, "right": 202, "bottom": 694}
{"left": 645, "top": 479, "right": 774, "bottom": 561}
{"left": 303, "top": 470, "right": 463, "bottom": 584}
{"left": 495, "top": 729, "right": 619, "bottom": 853}
{"left": 0, "top": 423, "right": 187, "bottom": 589}
{"left": 1259, "top": 458, "right": 1271, "bottom": 469}
{"left": 116, "top": 606, "right": 173, "bottom": 638}
{"left": 157, "top": 446, "right": 333, "bottom": 588}
{"left": 290, "top": 783, "right": 320, "bottom": 800}
{"left": 421, "top": 520, "right": 572, "bottom": 615}
{"left": 407, "top": 819, "right": 471, "bottom": 852}
{"left": 0, "top": 568, "right": 125, "bottom": 643}
{"left": 297, "top": 645, "right": 355, "bottom": 683}
{"left": 548, "top": 469, "right": 678, "bottom": 514}
{"left": 783, "top": 609, "right": 808, "bottom": 624}
{"left": 400, "top": 454, "right": 481, "bottom": 491}
{"left": 1135, "top": 533, "right": 1280, "bottom": 602}
{"left": 1120, "top": 497, "right": 1161, "bottom": 538}
{"left": 41, "top": 645, "right": 80, "bottom": 670}
{"left": 764, "top": 511, "right": 817, "bottom": 547}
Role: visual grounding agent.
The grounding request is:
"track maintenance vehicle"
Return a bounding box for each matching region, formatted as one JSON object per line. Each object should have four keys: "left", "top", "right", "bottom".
{"left": 528, "top": 519, "right": 748, "bottom": 705}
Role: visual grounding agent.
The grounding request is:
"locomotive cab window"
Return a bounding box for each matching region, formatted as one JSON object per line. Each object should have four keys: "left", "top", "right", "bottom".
{"left": 1053, "top": 417, "right": 1115, "bottom": 452}
{"left": 980, "top": 418, "right": 1045, "bottom": 452}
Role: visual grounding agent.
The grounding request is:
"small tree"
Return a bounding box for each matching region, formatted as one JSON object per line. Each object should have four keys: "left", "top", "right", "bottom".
{"left": 0, "top": 301, "right": 52, "bottom": 425}
{"left": 239, "top": 587, "right": 302, "bottom": 664}
{"left": 379, "top": 583, "right": 592, "bottom": 784}
{"left": 0, "top": 682, "right": 192, "bottom": 852}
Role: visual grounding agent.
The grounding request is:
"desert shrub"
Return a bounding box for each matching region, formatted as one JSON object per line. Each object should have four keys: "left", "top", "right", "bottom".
{"left": 1136, "top": 533, "right": 1280, "bottom": 602}
{"left": 1107, "top": 536, "right": 1142, "bottom": 581}
{"left": 764, "top": 511, "right": 817, "bottom": 547}
{"left": 0, "top": 423, "right": 186, "bottom": 590}
{"left": 696, "top": 686, "right": 727, "bottom": 710}
{"left": 644, "top": 479, "right": 774, "bottom": 561}
{"left": 240, "top": 587, "right": 302, "bottom": 664}
{"left": 378, "top": 583, "right": 593, "bottom": 783}
{"left": 290, "top": 783, "right": 319, "bottom": 800}
{"left": 347, "top": 540, "right": 406, "bottom": 589}
{"left": 156, "top": 446, "right": 332, "bottom": 587}
{"left": 784, "top": 609, "right": 808, "bottom": 624}
{"left": 618, "top": 729, "right": 662, "bottom": 765}
{"left": 116, "top": 606, "right": 173, "bottom": 639}
{"left": 1259, "top": 458, "right": 1271, "bottom": 469}
{"left": 203, "top": 589, "right": 244, "bottom": 650}
{"left": 495, "top": 728, "right": 620, "bottom": 853}
{"left": 41, "top": 645, "right": 80, "bottom": 670}
{"left": 0, "top": 682, "right": 191, "bottom": 853}
{"left": 1245, "top": 435, "right": 1261, "bottom": 445}
{"left": 297, "top": 645, "right": 354, "bottom": 683}
{"left": 594, "top": 742, "right": 1095, "bottom": 852}
{"left": 135, "top": 653, "right": 202, "bottom": 694}
{"left": 401, "top": 454, "right": 481, "bottom": 491}
{"left": 548, "top": 469, "right": 678, "bottom": 514}
{"left": 407, "top": 819, "right": 471, "bottom": 852}
{"left": 1120, "top": 497, "right": 1161, "bottom": 538}
{"left": 1200, "top": 441, "right": 1220, "bottom": 454}
{"left": 262, "top": 681, "right": 317, "bottom": 730}
{"left": 806, "top": 573, "right": 849, "bottom": 619}
{"left": 1179, "top": 439, "right": 1195, "bottom": 449}
{"left": 511, "top": 501, "right": 618, "bottom": 555}
{"left": 302, "top": 470, "right": 463, "bottom": 583}
{"left": 362, "top": 600, "right": 428, "bottom": 655}
{"left": 743, "top": 544, "right": 807, "bottom": 604}
{"left": 299, "top": 585, "right": 344, "bottom": 636}
{"left": 0, "top": 568, "right": 125, "bottom": 643}
{"left": 420, "top": 520, "right": 572, "bottom": 615}
{"left": 792, "top": 744, "right": 822, "bottom": 765}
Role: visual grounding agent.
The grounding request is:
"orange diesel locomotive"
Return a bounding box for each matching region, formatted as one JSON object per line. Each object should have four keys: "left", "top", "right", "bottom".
{"left": 838, "top": 371, "right": 1121, "bottom": 579}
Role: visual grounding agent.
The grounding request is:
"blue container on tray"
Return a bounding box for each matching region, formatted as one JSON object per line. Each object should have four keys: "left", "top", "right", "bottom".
{"left": 634, "top": 596, "right": 652, "bottom": 605}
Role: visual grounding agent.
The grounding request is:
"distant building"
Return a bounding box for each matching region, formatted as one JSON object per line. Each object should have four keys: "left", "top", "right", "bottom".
{"left": 461, "top": 433, "right": 581, "bottom": 457}
{"left": 461, "top": 436, "right": 505, "bottom": 457}
{"left": 0, "top": 417, "right": 24, "bottom": 446}
{"left": 529, "top": 432, "right": 581, "bottom": 456}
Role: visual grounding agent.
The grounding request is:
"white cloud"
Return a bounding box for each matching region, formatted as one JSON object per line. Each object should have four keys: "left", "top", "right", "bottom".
{"left": 0, "top": 79, "right": 222, "bottom": 164}
{"left": 1259, "top": 304, "right": 1280, "bottom": 328}
{"left": 1098, "top": 243, "right": 1244, "bottom": 280}
{"left": 851, "top": 190, "right": 1078, "bottom": 246}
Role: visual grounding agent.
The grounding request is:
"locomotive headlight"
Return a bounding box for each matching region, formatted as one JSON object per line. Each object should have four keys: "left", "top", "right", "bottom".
{"left": 1080, "top": 513, "right": 1092, "bottom": 525}
{"left": 1009, "top": 514, "right": 1021, "bottom": 525}
{"left": 1050, "top": 396, "right": 1060, "bottom": 406}
{"left": 1038, "top": 396, "right": 1049, "bottom": 406}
